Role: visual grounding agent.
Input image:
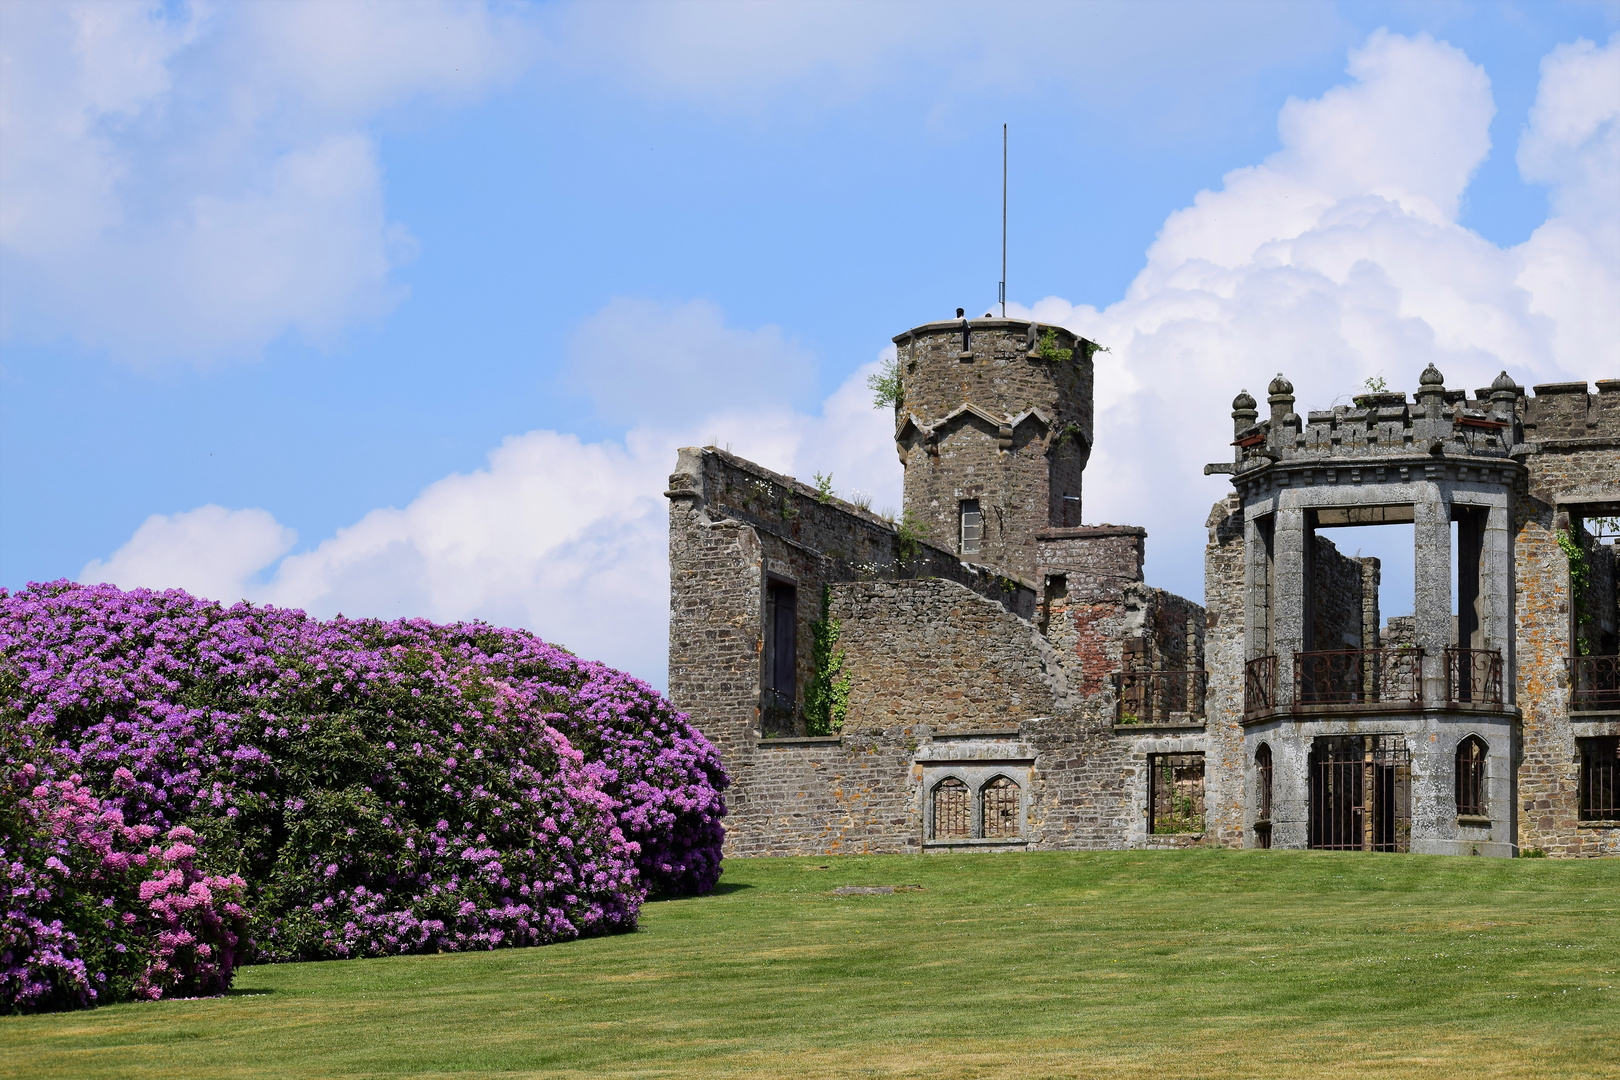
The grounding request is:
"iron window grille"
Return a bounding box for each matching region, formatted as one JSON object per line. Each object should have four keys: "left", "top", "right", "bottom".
{"left": 1578, "top": 737, "right": 1619, "bottom": 822}
{"left": 1148, "top": 753, "right": 1206, "bottom": 835}
{"left": 1455, "top": 736, "right": 1488, "bottom": 817}
{"left": 981, "top": 776, "right": 1021, "bottom": 838}
{"left": 932, "top": 778, "right": 970, "bottom": 839}
{"left": 1255, "top": 743, "right": 1273, "bottom": 849}
{"left": 1308, "top": 734, "right": 1411, "bottom": 852}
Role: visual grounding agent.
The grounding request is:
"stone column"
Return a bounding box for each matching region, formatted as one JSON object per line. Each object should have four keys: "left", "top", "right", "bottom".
{"left": 1413, "top": 491, "right": 1452, "bottom": 703}
{"left": 1272, "top": 506, "right": 1309, "bottom": 707}
{"left": 1481, "top": 500, "right": 1515, "bottom": 703}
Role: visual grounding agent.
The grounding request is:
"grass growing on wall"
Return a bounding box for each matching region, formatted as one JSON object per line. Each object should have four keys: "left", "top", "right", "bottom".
{"left": 3, "top": 849, "right": 1617, "bottom": 1080}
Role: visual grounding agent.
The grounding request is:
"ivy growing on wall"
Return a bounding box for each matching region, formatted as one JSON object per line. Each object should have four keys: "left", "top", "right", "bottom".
{"left": 896, "top": 510, "right": 922, "bottom": 563}
{"left": 1558, "top": 525, "right": 1593, "bottom": 656}
{"left": 804, "top": 585, "right": 851, "bottom": 736}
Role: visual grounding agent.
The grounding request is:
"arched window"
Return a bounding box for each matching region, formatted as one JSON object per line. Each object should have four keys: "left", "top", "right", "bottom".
{"left": 932, "top": 778, "right": 969, "bottom": 839}
{"left": 1456, "top": 736, "right": 1488, "bottom": 817}
{"left": 981, "top": 776, "right": 1021, "bottom": 838}
{"left": 1255, "top": 744, "right": 1273, "bottom": 849}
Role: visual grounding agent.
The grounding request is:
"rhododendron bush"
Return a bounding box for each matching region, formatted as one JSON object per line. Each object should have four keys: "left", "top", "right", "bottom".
{"left": 0, "top": 581, "right": 727, "bottom": 1012}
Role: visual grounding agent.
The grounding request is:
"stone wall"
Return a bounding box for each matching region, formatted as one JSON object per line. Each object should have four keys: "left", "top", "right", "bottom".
{"left": 833, "top": 578, "right": 1068, "bottom": 733}
{"left": 1310, "top": 534, "right": 1374, "bottom": 651}
{"left": 893, "top": 319, "right": 1096, "bottom": 581}
{"left": 1036, "top": 527, "right": 1147, "bottom": 697}
{"left": 1203, "top": 496, "right": 1249, "bottom": 847}
{"left": 1513, "top": 380, "right": 1620, "bottom": 856}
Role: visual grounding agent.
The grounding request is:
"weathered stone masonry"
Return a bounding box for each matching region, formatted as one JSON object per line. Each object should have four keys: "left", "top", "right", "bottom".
{"left": 668, "top": 309, "right": 1618, "bottom": 858}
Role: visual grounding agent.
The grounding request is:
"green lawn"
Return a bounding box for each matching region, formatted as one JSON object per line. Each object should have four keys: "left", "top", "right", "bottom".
{"left": 3, "top": 850, "right": 1617, "bottom": 1079}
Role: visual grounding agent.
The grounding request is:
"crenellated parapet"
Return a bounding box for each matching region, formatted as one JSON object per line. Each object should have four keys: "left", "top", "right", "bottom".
{"left": 1523, "top": 379, "right": 1620, "bottom": 447}
{"left": 1220, "top": 366, "right": 1526, "bottom": 477}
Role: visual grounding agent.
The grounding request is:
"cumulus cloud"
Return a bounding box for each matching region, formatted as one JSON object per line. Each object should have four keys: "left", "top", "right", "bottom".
{"left": 1010, "top": 31, "right": 1619, "bottom": 602}
{"left": 0, "top": 0, "right": 528, "bottom": 363}
{"left": 80, "top": 30, "right": 1618, "bottom": 688}
{"left": 81, "top": 506, "right": 297, "bottom": 604}
{"left": 82, "top": 299, "right": 901, "bottom": 686}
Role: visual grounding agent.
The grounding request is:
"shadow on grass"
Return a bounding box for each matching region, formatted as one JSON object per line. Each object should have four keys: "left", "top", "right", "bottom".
{"left": 706, "top": 881, "right": 754, "bottom": 896}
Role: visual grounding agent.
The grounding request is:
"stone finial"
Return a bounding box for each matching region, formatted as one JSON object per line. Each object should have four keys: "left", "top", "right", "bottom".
{"left": 1415, "top": 362, "right": 1447, "bottom": 420}
{"left": 1491, "top": 370, "right": 1517, "bottom": 393}
{"left": 1231, "top": 389, "right": 1258, "bottom": 437}
{"left": 1267, "top": 374, "right": 1295, "bottom": 434}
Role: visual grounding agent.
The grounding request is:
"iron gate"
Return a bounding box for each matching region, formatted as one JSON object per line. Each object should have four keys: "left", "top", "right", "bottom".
{"left": 1309, "top": 735, "right": 1411, "bottom": 852}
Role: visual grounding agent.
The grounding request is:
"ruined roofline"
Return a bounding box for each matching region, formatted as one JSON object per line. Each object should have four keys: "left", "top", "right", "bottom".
{"left": 667, "top": 444, "right": 897, "bottom": 531}
{"left": 667, "top": 444, "right": 1041, "bottom": 598}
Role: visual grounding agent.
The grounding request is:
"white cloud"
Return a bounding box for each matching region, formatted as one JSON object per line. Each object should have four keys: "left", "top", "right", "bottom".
{"left": 82, "top": 301, "right": 902, "bottom": 686}
{"left": 1010, "top": 30, "right": 1618, "bottom": 602}
{"left": 81, "top": 505, "right": 296, "bottom": 604}
{"left": 0, "top": 0, "right": 528, "bottom": 363}
{"left": 80, "top": 29, "right": 1618, "bottom": 689}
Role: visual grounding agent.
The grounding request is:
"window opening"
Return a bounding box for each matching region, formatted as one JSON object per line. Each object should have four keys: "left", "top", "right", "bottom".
{"left": 1255, "top": 744, "right": 1273, "bottom": 849}
{"left": 1306, "top": 515, "right": 1413, "bottom": 650}
{"left": 982, "top": 776, "right": 1021, "bottom": 838}
{"left": 959, "top": 499, "right": 982, "bottom": 555}
{"left": 762, "top": 579, "right": 797, "bottom": 736}
{"left": 932, "top": 778, "right": 970, "bottom": 839}
{"left": 1578, "top": 737, "right": 1619, "bottom": 821}
{"left": 1148, "top": 753, "right": 1205, "bottom": 835}
{"left": 1455, "top": 736, "right": 1488, "bottom": 818}
{"left": 1308, "top": 735, "right": 1410, "bottom": 851}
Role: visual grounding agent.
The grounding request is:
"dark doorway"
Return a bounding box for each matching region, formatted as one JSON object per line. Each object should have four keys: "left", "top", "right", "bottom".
{"left": 762, "top": 579, "right": 797, "bottom": 736}
{"left": 1309, "top": 735, "right": 1411, "bottom": 852}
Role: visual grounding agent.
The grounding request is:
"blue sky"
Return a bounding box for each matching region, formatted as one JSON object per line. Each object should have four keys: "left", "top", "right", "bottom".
{"left": 2, "top": 1, "right": 1617, "bottom": 685}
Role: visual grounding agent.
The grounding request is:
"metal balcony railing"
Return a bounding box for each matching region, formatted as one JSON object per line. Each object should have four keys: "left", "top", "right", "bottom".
{"left": 1110, "top": 669, "right": 1206, "bottom": 725}
{"left": 1568, "top": 655, "right": 1620, "bottom": 711}
{"left": 1445, "top": 647, "right": 1504, "bottom": 705}
{"left": 1294, "top": 648, "right": 1423, "bottom": 706}
{"left": 1244, "top": 655, "right": 1277, "bottom": 717}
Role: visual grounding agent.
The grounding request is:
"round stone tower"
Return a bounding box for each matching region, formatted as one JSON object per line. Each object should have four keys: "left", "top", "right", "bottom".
{"left": 891, "top": 312, "right": 1096, "bottom": 581}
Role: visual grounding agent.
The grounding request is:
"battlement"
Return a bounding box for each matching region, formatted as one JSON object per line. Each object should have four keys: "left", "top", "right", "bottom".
{"left": 1524, "top": 379, "right": 1620, "bottom": 445}
{"left": 1223, "top": 366, "right": 1525, "bottom": 474}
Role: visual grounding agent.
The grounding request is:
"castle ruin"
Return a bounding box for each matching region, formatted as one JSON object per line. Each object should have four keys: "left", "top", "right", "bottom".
{"left": 666, "top": 311, "right": 1620, "bottom": 857}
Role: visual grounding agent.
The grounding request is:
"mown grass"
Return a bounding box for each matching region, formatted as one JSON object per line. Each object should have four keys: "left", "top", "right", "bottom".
{"left": 2, "top": 849, "right": 1617, "bottom": 1079}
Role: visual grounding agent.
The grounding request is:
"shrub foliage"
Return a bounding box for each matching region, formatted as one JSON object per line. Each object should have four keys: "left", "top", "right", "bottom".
{"left": 1, "top": 581, "right": 727, "bottom": 1012}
